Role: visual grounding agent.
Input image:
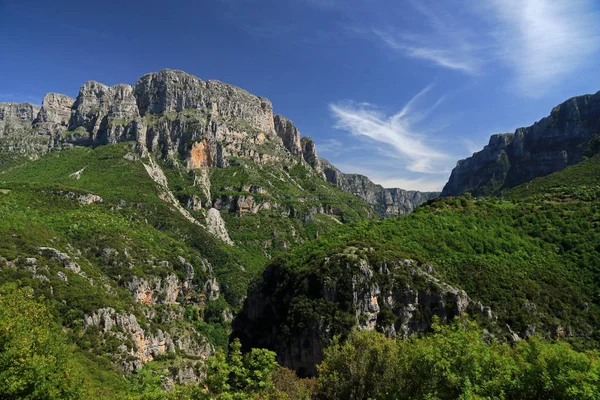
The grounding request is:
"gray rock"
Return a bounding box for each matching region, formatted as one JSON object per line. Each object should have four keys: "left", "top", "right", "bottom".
{"left": 274, "top": 115, "right": 302, "bottom": 156}
{"left": 300, "top": 136, "right": 322, "bottom": 173}
{"left": 442, "top": 91, "right": 600, "bottom": 196}
{"left": 321, "top": 158, "right": 439, "bottom": 217}
{"left": 35, "top": 93, "right": 75, "bottom": 126}
{"left": 234, "top": 256, "right": 495, "bottom": 376}
{"left": 0, "top": 102, "right": 40, "bottom": 136}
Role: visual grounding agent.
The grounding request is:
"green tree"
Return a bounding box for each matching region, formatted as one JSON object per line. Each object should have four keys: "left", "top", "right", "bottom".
{"left": 509, "top": 338, "right": 600, "bottom": 399}
{"left": 0, "top": 283, "right": 84, "bottom": 399}
{"left": 200, "top": 339, "right": 278, "bottom": 399}
{"left": 318, "top": 329, "right": 399, "bottom": 400}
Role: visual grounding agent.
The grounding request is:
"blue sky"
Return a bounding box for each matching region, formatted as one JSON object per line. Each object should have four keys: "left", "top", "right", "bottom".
{"left": 2, "top": 0, "right": 600, "bottom": 191}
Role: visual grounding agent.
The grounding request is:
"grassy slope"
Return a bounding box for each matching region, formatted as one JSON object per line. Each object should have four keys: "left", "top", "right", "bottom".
{"left": 256, "top": 155, "right": 600, "bottom": 349}
{"left": 0, "top": 141, "right": 377, "bottom": 396}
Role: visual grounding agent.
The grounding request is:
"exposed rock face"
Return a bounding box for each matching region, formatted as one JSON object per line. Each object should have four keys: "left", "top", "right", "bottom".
{"left": 442, "top": 91, "right": 600, "bottom": 196}
{"left": 321, "top": 158, "right": 439, "bottom": 217}
{"left": 68, "top": 81, "right": 140, "bottom": 145}
{"left": 206, "top": 208, "right": 234, "bottom": 245}
{"left": 233, "top": 255, "right": 493, "bottom": 377}
{"left": 189, "top": 138, "right": 213, "bottom": 169}
{"left": 0, "top": 102, "right": 40, "bottom": 136}
{"left": 135, "top": 69, "right": 275, "bottom": 133}
{"left": 83, "top": 307, "right": 212, "bottom": 372}
{"left": 274, "top": 115, "right": 302, "bottom": 156}
{"left": 35, "top": 93, "right": 75, "bottom": 126}
{"left": 127, "top": 274, "right": 180, "bottom": 305}
{"left": 0, "top": 69, "right": 435, "bottom": 217}
{"left": 300, "top": 136, "right": 322, "bottom": 173}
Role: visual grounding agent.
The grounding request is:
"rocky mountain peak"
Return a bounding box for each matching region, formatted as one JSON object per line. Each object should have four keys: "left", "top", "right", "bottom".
{"left": 0, "top": 69, "right": 436, "bottom": 217}
{"left": 135, "top": 69, "right": 275, "bottom": 134}
{"left": 442, "top": 90, "right": 600, "bottom": 197}
{"left": 35, "top": 93, "right": 75, "bottom": 126}
{"left": 274, "top": 115, "right": 302, "bottom": 156}
{"left": 300, "top": 136, "right": 322, "bottom": 173}
{"left": 0, "top": 102, "right": 40, "bottom": 136}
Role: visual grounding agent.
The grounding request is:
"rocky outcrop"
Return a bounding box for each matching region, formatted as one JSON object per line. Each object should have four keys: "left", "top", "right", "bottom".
{"left": 135, "top": 69, "right": 275, "bottom": 133}
{"left": 0, "top": 69, "right": 436, "bottom": 218}
{"left": 206, "top": 208, "right": 234, "bottom": 245}
{"left": 126, "top": 274, "right": 180, "bottom": 305}
{"left": 233, "top": 254, "right": 494, "bottom": 377}
{"left": 83, "top": 307, "right": 212, "bottom": 372}
{"left": 0, "top": 102, "right": 40, "bottom": 136}
{"left": 34, "top": 93, "right": 74, "bottom": 127}
{"left": 442, "top": 91, "right": 600, "bottom": 196}
{"left": 67, "top": 81, "right": 139, "bottom": 146}
{"left": 274, "top": 115, "right": 302, "bottom": 156}
{"left": 300, "top": 136, "right": 322, "bottom": 173}
{"left": 321, "top": 158, "right": 439, "bottom": 217}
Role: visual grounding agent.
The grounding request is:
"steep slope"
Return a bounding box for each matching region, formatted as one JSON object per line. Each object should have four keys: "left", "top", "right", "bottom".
{"left": 0, "top": 69, "right": 434, "bottom": 219}
{"left": 442, "top": 91, "right": 600, "bottom": 197}
{"left": 321, "top": 158, "right": 440, "bottom": 217}
{"left": 0, "top": 70, "right": 383, "bottom": 390}
{"left": 234, "top": 157, "right": 600, "bottom": 376}
{"left": 0, "top": 69, "right": 445, "bottom": 392}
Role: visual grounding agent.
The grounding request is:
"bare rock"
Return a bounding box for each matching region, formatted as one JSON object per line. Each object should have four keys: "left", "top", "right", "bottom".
{"left": 206, "top": 208, "right": 233, "bottom": 245}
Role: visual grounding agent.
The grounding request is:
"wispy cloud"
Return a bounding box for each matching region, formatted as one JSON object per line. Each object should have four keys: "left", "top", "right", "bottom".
{"left": 372, "top": 0, "right": 484, "bottom": 75}
{"left": 487, "top": 0, "right": 600, "bottom": 94}
{"left": 316, "top": 138, "right": 345, "bottom": 156}
{"left": 332, "top": 160, "right": 449, "bottom": 191}
{"left": 372, "top": 0, "right": 600, "bottom": 95}
{"left": 329, "top": 85, "right": 452, "bottom": 174}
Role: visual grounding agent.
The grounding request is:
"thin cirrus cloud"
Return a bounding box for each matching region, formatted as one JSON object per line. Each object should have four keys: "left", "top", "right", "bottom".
{"left": 329, "top": 85, "right": 451, "bottom": 174}
{"left": 373, "top": 0, "right": 600, "bottom": 95}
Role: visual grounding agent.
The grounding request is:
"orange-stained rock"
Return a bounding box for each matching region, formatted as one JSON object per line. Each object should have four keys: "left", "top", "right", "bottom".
{"left": 189, "top": 138, "right": 213, "bottom": 169}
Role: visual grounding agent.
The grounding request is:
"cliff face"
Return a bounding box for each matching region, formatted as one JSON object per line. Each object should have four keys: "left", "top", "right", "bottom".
{"left": 442, "top": 91, "right": 600, "bottom": 197}
{"left": 0, "top": 69, "right": 434, "bottom": 217}
{"left": 233, "top": 255, "right": 494, "bottom": 377}
{"left": 321, "top": 158, "right": 439, "bottom": 217}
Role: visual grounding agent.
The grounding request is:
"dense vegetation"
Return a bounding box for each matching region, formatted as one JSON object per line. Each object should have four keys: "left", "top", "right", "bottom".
{"left": 1, "top": 140, "right": 600, "bottom": 398}
{"left": 318, "top": 318, "right": 600, "bottom": 399}
{"left": 0, "top": 142, "right": 376, "bottom": 396}
{"left": 234, "top": 154, "right": 600, "bottom": 380}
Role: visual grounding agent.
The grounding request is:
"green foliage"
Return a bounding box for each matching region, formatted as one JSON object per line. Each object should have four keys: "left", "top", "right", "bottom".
{"left": 318, "top": 329, "right": 399, "bottom": 399}
{"left": 201, "top": 339, "right": 278, "bottom": 399}
{"left": 0, "top": 283, "right": 84, "bottom": 399}
{"left": 318, "top": 318, "right": 600, "bottom": 400}
{"left": 252, "top": 170, "right": 600, "bottom": 349}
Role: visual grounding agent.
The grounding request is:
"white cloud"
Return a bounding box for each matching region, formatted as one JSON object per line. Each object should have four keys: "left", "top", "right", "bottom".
{"left": 487, "top": 0, "right": 600, "bottom": 94}
{"left": 316, "top": 138, "right": 345, "bottom": 156}
{"left": 329, "top": 86, "right": 451, "bottom": 174}
{"left": 332, "top": 160, "right": 449, "bottom": 191}
{"left": 372, "top": 0, "right": 600, "bottom": 95}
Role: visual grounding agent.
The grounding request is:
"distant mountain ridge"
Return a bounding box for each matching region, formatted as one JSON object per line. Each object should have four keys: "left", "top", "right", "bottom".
{"left": 0, "top": 69, "right": 436, "bottom": 216}
{"left": 320, "top": 158, "right": 439, "bottom": 217}
{"left": 442, "top": 91, "right": 600, "bottom": 197}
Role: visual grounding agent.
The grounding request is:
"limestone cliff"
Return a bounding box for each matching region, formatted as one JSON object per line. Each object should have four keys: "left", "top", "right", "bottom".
{"left": 442, "top": 91, "right": 600, "bottom": 196}
{"left": 321, "top": 158, "right": 439, "bottom": 217}
{"left": 0, "top": 69, "right": 435, "bottom": 217}
{"left": 233, "top": 254, "right": 494, "bottom": 377}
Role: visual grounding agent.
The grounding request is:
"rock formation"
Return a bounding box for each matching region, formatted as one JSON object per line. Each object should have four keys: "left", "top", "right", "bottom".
{"left": 442, "top": 91, "right": 600, "bottom": 197}
{"left": 233, "top": 255, "right": 494, "bottom": 377}
{"left": 321, "top": 159, "right": 439, "bottom": 217}
{"left": 274, "top": 115, "right": 302, "bottom": 156}
{"left": 0, "top": 69, "right": 435, "bottom": 217}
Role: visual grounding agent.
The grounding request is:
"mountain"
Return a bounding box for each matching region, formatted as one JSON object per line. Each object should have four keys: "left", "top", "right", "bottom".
{"left": 442, "top": 91, "right": 600, "bottom": 197}
{"left": 234, "top": 155, "right": 600, "bottom": 376}
{"left": 320, "top": 158, "right": 439, "bottom": 217}
{"left": 0, "top": 69, "right": 435, "bottom": 218}
{"left": 0, "top": 69, "right": 440, "bottom": 394}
